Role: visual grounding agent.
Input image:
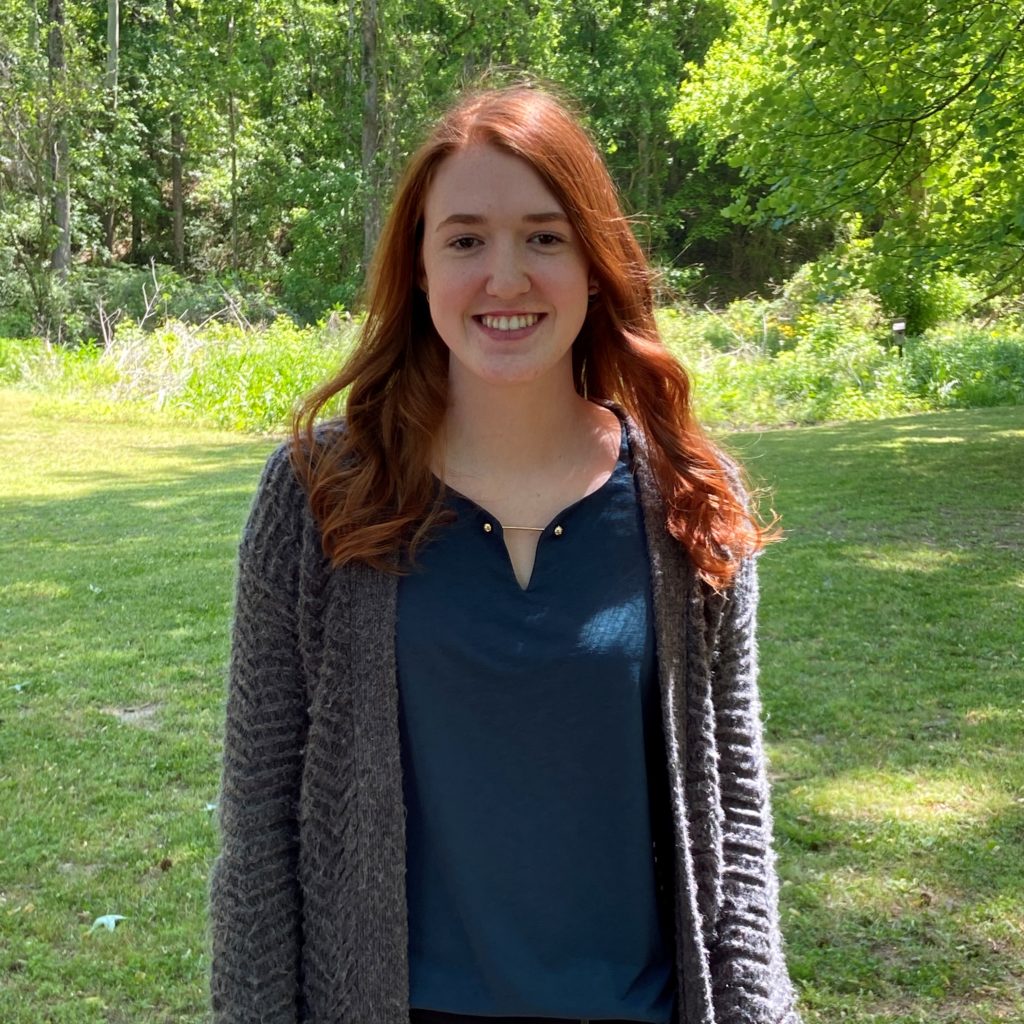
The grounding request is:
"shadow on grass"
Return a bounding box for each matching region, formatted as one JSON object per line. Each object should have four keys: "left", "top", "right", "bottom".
{"left": 2, "top": 400, "right": 1022, "bottom": 1023}
{"left": 776, "top": 797, "right": 1024, "bottom": 1019}
{"left": 734, "top": 407, "right": 1024, "bottom": 1020}
{"left": 1, "top": 436, "right": 277, "bottom": 697}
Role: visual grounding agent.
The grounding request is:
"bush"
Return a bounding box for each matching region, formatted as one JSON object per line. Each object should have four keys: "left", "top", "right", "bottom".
{"left": 660, "top": 292, "right": 917, "bottom": 425}
{"left": 0, "top": 262, "right": 291, "bottom": 346}
{"left": 788, "top": 228, "right": 982, "bottom": 335}
{"left": 904, "top": 325, "right": 1024, "bottom": 408}
{"left": 170, "top": 317, "right": 351, "bottom": 431}
{"left": 3, "top": 304, "right": 1022, "bottom": 433}
{"left": 0, "top": 317, "right": 357, "bottom": 432}
{"left": 0, "top": 337, "right": 49, "bottom": 385}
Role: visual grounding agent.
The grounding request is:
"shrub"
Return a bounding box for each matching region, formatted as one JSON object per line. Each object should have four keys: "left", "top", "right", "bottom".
{"left": 0, "top": 337, "right": 49, "bottom": 385}
{"left": 0, "top": 262, "right": 290, "bottom": 345}
{"left": 904, "top": 325, "right": 1024, "bottom": 408}
{"left": 170, "top": 317, "right": 351, "bottom": 431}
{"left": 788, "top": 229, "right": 982, "bottom": 335}
{"left": 3, "top": 304, "right": 1021, "bottom": 433}
{"left": 661, "top": 292, "right": 918, "bottom": 426}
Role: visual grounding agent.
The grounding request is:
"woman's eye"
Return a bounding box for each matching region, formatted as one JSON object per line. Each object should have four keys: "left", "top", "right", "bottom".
{"left": 531, "top": 232, "right": 563, "bottom": 246}
{"left": 448, "top": 236, "right": 481, "bottom": 251}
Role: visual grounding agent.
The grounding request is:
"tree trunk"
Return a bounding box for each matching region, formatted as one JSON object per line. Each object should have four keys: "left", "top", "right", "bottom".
{"left": 170, "top": 111, "right": 185, "bottom": 266}
{"left": 227, "top": 13, "right": 239, "bottom": 275}
{"left": 102, "top": 0, "right": 120, "bottom": 254}
{"left": 167, "top": 0, "right": 185, "bottom": 266}
{"left": 360, "top": 0, "right": 380, "bottom": 270}
{"left": 345, "top": 0, "right": 357, "bottom": 88}
{"left": 132, "top": 196, "right": 143, "bottom": 259}
{"left": 46, "top": 0, "right": 70, "bottom": 279}
{"left": 106, "top": 0, "right": 119, "bottom": 99}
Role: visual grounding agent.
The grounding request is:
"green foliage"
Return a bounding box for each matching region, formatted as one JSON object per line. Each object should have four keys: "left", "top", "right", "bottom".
{"left": 663, "top": 294, "right": 919, "bottom": 425}
{"left": 0, "top": 316, "right": 356, "bottom": 432}
{"left": 277, "top": 191, "right": 363, "bottom": 322}
{"left": 904, "top": 325, "right": 1024, "bottom": 409}
{"left": 674, "top": 0, "right": 1024, "bottom": 297}
{"left": 873, "top": 271, "right": 980, "bottom": 340}
{"left": 789, "top": 225, "right": 982, "bottom": 335}
{"left": 169, "top": 317, "right": 350, "bottom": 431}
{"left": 3, "top": 263, "right": 287, "bottom": 346}
{"left": 5, "top": 304, "right": 1022, "bottom": 434}
{"left": 658, "top": 297, "right": 1024, "bottom": 427}
{"left": 6, "top": 0, "right": 1024, "bottom": 334}
{"left": 0, "top": 336, "right": 47, "bottom": 384}
{"left": 3, "top": 0, "right": 748, "bottom": 333}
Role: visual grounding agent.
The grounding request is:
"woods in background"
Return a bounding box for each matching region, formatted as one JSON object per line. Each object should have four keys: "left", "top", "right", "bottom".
{"left": 1, "top": 0, "right": 1022, "bottom": 341}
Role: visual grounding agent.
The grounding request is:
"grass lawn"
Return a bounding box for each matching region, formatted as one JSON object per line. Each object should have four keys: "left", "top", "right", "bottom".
{"left": 1, "top": 388, "right": 1022, "bottom": 1023}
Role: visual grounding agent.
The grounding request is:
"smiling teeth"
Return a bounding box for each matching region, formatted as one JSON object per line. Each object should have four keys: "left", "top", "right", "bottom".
{"left": 481, "top": 314, "right": 540, "bottom": 331}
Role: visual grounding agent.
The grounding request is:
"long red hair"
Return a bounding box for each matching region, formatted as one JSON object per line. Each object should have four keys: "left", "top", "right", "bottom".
{"left": 292, "top": 85, "right": 770, "bottom": 590}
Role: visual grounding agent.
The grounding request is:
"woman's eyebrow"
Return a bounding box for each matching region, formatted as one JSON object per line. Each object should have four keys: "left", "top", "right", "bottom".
{"left": 523, "top": 212, "right": 569, "bottom": 224}
{"left": 434, "top": 211, "right": 569, "bottom": 231}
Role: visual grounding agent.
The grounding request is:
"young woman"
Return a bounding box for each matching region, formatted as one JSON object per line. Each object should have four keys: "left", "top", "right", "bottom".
{"left": 210, "top": 85, "right": 801, "bottom": 1024}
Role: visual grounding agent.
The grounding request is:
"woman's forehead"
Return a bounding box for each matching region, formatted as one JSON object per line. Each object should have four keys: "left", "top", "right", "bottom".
{"left": 423, "top": 145, "right": 566, "bottom": 226}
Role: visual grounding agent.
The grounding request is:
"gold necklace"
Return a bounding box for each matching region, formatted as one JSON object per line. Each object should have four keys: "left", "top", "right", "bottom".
{"left": 482, "top": 522, "right": 564, "bottom": 536}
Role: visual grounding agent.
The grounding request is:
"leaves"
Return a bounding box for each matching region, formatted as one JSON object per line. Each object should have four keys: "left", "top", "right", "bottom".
{"left": 674, "top": 0, "right": 1024, "bottom": 296}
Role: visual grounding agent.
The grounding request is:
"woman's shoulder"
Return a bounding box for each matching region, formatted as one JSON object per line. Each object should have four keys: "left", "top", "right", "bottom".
{"left": 242, "top": 421, "right": 345, "bottom": 555}
{"left": 247, "top": 418, "right": 354, "bottom": 545}
{"left": 253, "top": 419, "right": 348, "bottom": 496}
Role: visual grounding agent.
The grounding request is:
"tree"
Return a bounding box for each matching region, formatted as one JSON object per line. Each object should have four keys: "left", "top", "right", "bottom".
{"left": 0, "top": 0, "right": 754, "bottom": 332}
{"left": 166, "top": 0, "right": 184, "bottom": 266}
{"left": 101, "top": 0, "right": 119, "bottom": 253}
{"left": 46, "top": 0, "right": 70, "bottom": 279}
{"left": 360, "top": 0, "right": 380, "bottom": 268}
{"left": 674, "top": 0, "right": 1024, "bottom": 302}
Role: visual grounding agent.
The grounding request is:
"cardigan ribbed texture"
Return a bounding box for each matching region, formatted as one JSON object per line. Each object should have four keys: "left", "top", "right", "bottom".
{"left": 209, "top": 417, "right": 802, "bottom": 1024}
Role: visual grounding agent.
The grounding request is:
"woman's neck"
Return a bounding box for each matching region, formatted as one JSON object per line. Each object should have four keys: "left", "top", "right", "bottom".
{"left": 438, "top": 370, "right": 603, "bottom": 480}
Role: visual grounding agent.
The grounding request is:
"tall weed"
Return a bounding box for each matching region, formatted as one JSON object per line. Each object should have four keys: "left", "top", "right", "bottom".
{"left": 3, "top": 303, "right": 1022, "bottom": 432}
{"left": 658, "top": 296, "right": 1022, "bottom": 427}
{"left": 904, "top": 325, "right": 1024, "bottom": 408}
{"left": 0, "top": 317, "right": 357, "bottom": 433}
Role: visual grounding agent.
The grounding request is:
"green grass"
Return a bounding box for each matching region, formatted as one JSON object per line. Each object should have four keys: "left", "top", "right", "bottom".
{"left": 0, "top": 391, "right": 270, "bottom": 1022}
{"left": 733, "top": 409, "right": 1024, "bottom": 1023}
{"left": 1, "top": 389, "right": 1022, "bottom": 1022}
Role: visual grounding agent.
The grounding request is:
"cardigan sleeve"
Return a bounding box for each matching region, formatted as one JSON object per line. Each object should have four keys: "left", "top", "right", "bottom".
{"left": 709, "top": 554, "right": 801, "bottom": 1024}
{"left": 209, "top": 444, "right": 310, "bottom": 1024}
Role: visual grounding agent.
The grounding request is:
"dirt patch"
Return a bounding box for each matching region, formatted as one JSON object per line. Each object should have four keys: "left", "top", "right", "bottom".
{"left": 101, "top": 702, "right": 162, "bottom": 729}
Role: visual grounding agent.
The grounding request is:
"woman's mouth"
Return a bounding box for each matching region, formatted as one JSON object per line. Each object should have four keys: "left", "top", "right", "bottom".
{"left": 477, "top": 313, "right": 542, "bottom": 332}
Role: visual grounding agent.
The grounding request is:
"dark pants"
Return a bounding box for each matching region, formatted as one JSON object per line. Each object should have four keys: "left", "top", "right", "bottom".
{"left": 409, "top": 1010, "right": 645, "bottom": 1024}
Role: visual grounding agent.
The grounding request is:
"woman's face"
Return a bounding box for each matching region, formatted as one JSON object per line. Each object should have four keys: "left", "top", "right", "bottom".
{"left": 419, "top": 144, "right": 593, "bottom": 396}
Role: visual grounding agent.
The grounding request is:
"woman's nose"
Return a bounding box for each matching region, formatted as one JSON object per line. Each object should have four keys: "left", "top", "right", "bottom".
{"left": 485, "top": 243, "right": 530, "bottom": 297}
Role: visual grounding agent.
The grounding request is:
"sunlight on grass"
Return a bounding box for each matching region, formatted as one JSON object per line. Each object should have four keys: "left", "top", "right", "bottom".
{"left": 872, "top": 434, "right": 969, "bottom": 446}
{"left": 805, "top": 772, "right": 1012, "bottom": 825}
{"left": 788, "top": 863, "right": 968, "bottom": 915}
{"left": 964, "top": 706, "right": 1024, "bottom": 726}
{"left": 1, "top": 580, "right": 74, "bottom": 601}
{"left": 846, "top": 545, "right": 969, "bottom": 573}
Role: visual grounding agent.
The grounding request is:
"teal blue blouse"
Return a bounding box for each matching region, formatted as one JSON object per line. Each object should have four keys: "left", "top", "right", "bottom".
{"left": 396, "top": 424, "right": 675, "bottom": 1023}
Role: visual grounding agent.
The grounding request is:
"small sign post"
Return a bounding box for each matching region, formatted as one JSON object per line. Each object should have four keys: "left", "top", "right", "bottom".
{"left": 891, "top": 318, "right": 906, "bottom": 356}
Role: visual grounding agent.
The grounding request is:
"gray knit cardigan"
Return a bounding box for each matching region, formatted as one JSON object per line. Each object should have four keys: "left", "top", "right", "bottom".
{"left": 210, "top": 417, "right": 801, "bottom": 1024}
